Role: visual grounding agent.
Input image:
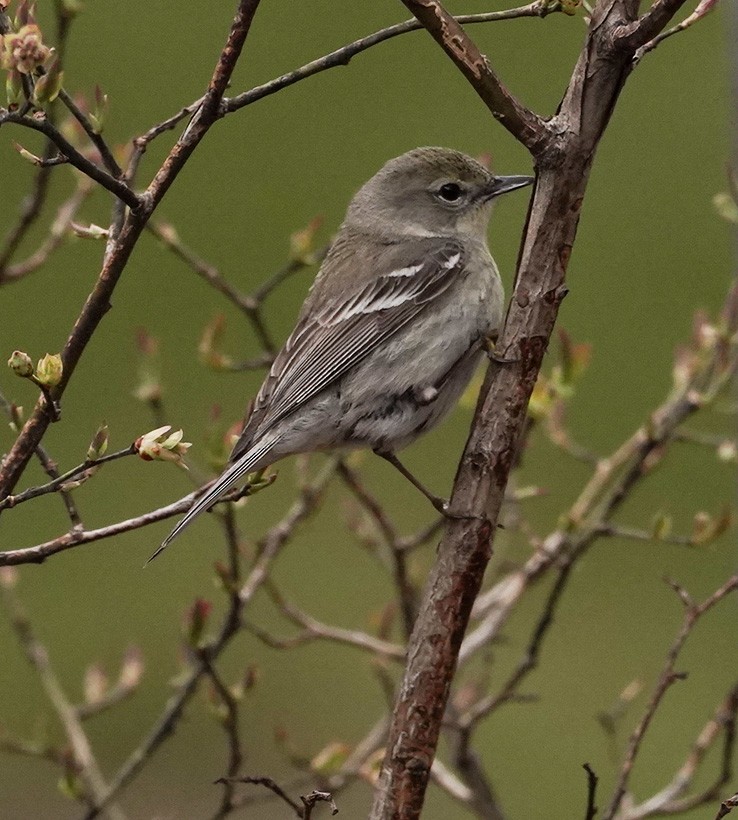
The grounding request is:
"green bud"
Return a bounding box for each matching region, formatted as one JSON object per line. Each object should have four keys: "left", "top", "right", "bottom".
{"left": 88, "top": 84, "right": 108, "bottom": 134}
{"left": 713, "top": 192, "right": 738, "bottom": 225}
{"left": 57, "top": 769, "right": 85, "bottom": 801}
{"left": 8, "top": 349, "right": 34, "bottom": 377}
{"left": 35, "top": 352, "right": 63, "bottom": 387}
{"left": 87, "top": 422, "right": 109, "bottom": 460}
{"left": 5, "top": 69, "right": 23, "bottom": 109}
{"left": 650, "top": 511, "right": 673, "bottom": 541}
{"left": 13, "top": 142, "right": 42, "bottom": 165}
{"left": 559, "top": 0, "right": 581, "bottom": 15}
{"left": 289, "top": 215, "right": 323, "bottom": 264}
{"left": 60, "top": 0, "right": 84, "bottom": 17}
{"left": 32, "top": 57, "right": 63, "bottom": 105}
{"left": 71, "top": 222, "right": 109, "bottom": 239}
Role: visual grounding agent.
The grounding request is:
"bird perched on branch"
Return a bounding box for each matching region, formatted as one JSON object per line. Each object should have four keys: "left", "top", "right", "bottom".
{"left": 152, "top": 147, "right": 533, "bottom": 561}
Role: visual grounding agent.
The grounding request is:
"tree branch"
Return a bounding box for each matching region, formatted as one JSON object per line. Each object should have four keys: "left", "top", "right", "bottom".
{"left": 398, "top": 0, "right": 547, "bottom": 152}
{"left": 225, "top": 6, "right": 558, "bottom": 117}
{"left": 369, "top": 1, "right": 730, "bottom": 812}
{"left": 0, "top": 109, "right": 139, "bottom": 208}
{"left": 0, "top": 579, "right": 127, "bottom": 819}
{"left": 603, "top": 576, "right": 738, "bottom": 819}
{"left": 616, "top": 0, "right": 694, "bottom": 51}
{"left": 0, "top": 0, "right": 263, "bottom": 505}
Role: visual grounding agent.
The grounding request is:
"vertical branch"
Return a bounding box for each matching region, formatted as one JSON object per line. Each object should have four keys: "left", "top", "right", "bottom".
{"left": 370, "top": 0, "right": 675, "bottom": 815}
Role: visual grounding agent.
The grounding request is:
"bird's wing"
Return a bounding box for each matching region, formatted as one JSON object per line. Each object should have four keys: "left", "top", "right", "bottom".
{"left": 230, "top": 239, "right": 465, "bottom": 462}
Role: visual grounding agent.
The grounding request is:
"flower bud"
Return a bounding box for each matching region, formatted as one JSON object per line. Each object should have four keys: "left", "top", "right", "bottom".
{"left": 290, "top": 215, "right": 324, "bottom": 264}
{"left": 71, "top": 222, "right": 109, "bottom": 239}
{"left": 87, "top": 422, "right": 109, "bottom": 460}
{"left": 134, "top": 425, "right": 191, "bottom": 468}
{"left": 1, "top": 24, "right": 50, "bottom": 75}
{"left": 35, "top": 353, "right": 63, "bottom": 386}
{"left": 8, "top": 349, "right": 33, "bottom": 377}
{"left": 83, "top": 663, "right": 108, "bottom": 705}
{"left": 32, "top": 56, "right": 64, "bottom": 105}
{"left": 13, "top": 141, "right": 42, "bottom": 165}
{"left": 183, "top": 598, "right": 212, "bottom": 647}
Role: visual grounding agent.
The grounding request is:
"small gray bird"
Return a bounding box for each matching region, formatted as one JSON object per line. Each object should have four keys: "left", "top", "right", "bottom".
{"left": 153, "top": 147, "right": 532, "bottom": 560}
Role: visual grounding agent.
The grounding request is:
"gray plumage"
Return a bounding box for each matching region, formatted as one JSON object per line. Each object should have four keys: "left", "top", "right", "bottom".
{"left": 152, "top": 147, "right": 532, "bottom": 560}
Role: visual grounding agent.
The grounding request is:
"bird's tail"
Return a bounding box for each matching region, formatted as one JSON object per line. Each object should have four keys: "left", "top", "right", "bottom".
{"left": 147, "top": 433, "right": 279, "bottom": 564}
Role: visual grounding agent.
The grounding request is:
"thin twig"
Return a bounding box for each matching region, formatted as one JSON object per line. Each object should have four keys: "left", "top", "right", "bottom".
{"left": 0, "top": 581, "right": 127, "bottom": 819}
{"left": 1, "top": 179, "right": 94, "bottom": 284}
{"left": 225, "top": 6, "right": 557, "bottom": 118}
{"left": 0, "top": 445, "right": 135, "bottom": 511}
{"left": 57, "top": 87, "right": 122, "bottom": 177}
{"left": 215, "top": 776, "right": 303, "bottom": 815}
{"left": 248, "top": 583, "right": 405, "bottom": 659}
{"left": 82, "top": 458, "right": 334, "bottom": 818}
{"left": 201, "top": 652, "right": 243, "bottom": 820}
{"left": 603, "top": 575, "right": 738, "bottom": 819}
{"left": 618, "top": 682, "right": 738, "bottom": 817}
{"left": 0, "top": 109, "right": 140, "bottom": 208}
{"left": 583, "top": 763, "right": 599, "bottom": 820}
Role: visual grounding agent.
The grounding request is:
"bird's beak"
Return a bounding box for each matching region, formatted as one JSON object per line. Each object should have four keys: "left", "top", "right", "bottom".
{"left": 482, "top": 175, "right": 535, "bottom": 201}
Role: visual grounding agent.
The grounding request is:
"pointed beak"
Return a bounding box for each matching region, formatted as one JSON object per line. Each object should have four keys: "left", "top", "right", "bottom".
{"left": 482, "top": 174, "right": 535, "bottom": 201}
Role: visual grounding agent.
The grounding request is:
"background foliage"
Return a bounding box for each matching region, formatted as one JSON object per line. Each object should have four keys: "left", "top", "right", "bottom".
{"left": 0, "top": 2, "right": 734, "bottom": 817}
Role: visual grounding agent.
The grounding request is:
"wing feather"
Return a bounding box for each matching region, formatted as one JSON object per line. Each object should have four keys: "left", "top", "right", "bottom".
{"left": 229, "top": 240, "right": 464, "bottom": 462}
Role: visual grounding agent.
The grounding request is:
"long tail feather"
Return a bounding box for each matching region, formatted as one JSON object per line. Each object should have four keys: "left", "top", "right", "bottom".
{"left": 147, "top": 435, "right": 277, "bottom": 564}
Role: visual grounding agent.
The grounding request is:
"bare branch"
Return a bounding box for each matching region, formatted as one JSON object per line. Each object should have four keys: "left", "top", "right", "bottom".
{"left": 398, "top": 0, "right": 547, "bottom": 151}
{"left": 0, "top": 579, "right": 127, "bottom": 819}
{"left": 0, "top": 0, "right": 263, "bottom": 504}
{"left": 616, "top": 0, "right": 694, "bottom": 51}
{"left": 1, "top": 179, "right": 94, "bottom": 284}
{"left": 0, "top": 109, "right": 140, "bottom": 208}
{"left": 583, "top": 763, "right": 599, "bottom": 820}
{"left": 619, "top": 682, "right": 738, "bottom": 817}
{"left": 603, "top": 575, "right": 738, "bottom": 819}
{"left": 82, "top": 459, "right": 334, "bottom": 819}
{"left": 225, "top": 6, "right": 556, "bottom": 118}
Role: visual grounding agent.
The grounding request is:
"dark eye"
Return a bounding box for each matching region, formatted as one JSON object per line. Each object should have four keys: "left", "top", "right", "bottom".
{"left": 437, "top": 183, "right": 463, "bottom": 202}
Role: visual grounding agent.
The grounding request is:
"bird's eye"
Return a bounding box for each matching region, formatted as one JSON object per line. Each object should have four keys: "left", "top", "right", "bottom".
{"left": 437, "top": 183, "right": 463, "bottom": 203}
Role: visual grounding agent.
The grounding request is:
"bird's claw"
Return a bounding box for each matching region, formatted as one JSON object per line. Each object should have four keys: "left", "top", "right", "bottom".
{"left": 483, "top": 335, "right": 518, "bottom": 366}
{"left": 432, "top": 496, "right": 488, "bottom": 523}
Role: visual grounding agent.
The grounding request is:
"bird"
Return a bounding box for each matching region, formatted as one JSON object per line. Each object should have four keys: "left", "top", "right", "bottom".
{"left": 151, "top": 147, "right": 533, "bottom": 561}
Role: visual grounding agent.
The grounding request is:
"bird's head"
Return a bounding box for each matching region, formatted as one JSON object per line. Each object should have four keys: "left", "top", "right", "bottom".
{"left": 345, "top": 147, "right": 533, "bottom": 240}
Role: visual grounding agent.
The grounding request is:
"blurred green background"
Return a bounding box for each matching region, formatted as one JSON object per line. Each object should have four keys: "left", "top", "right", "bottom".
{"left": 1, "top": 2, "right": 735, "bottom": 818}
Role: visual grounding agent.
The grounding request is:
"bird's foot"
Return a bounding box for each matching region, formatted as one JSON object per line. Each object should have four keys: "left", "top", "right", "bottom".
{"left": 431, "top": 495, "right": 489, "bottom": 524}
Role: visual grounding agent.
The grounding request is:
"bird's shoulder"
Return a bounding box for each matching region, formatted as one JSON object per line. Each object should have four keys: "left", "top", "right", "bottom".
{"left": 304, "top": 228, "right": 467, "bottom": 310}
